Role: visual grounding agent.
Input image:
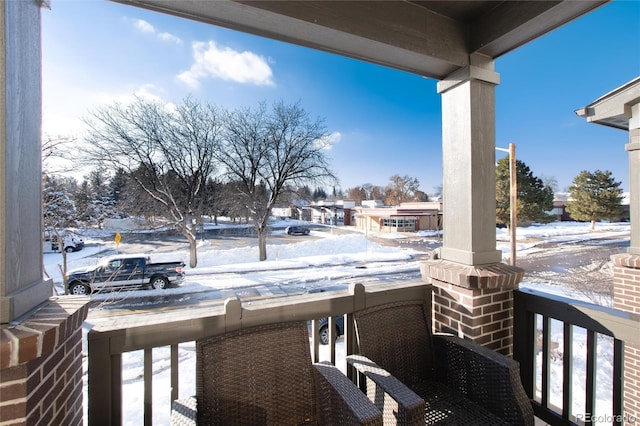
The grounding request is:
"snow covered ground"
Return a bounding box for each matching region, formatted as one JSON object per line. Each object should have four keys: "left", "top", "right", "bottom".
{"left": 49, "top": 220, "right": 629, "bottom": 425}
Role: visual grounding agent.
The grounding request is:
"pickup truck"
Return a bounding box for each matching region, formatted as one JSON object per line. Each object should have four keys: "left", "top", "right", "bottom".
{"left": 66, "top": 256, "right": 185, "bottom": 295}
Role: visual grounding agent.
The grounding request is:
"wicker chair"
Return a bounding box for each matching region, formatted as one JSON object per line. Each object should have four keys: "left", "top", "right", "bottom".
{"left": 171, "top": 320, "right": 382, "bottom": 425}
{"left": 346, "top": 301, "right": 534, "bottom": 425}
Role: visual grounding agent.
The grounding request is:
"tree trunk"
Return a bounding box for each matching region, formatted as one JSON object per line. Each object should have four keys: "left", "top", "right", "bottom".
{"left": 62, "top": 249, "right": 68, "bottom": 295}
{"left": 188, "top": 235, "right": 198, "bottom": 268}
{"left": 258, "top": 229, "right": 267, "bottom": 261}
{"left": 179, "top": 224, "right": 198, "bottom": 268}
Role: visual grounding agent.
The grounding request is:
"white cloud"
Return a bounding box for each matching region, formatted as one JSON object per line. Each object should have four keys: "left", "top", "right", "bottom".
{"left": 85, "top": 84, "right": 164, "bottom": 107}
{"left": 42, "top": 111, "right": 88, "bottom": 138}
{"left": 177, "top": 41, "right": 275, "bottom": 88}
{"left": 134, "top": 19, "right": 155, "bottom": 34}
{"left": 42, "top": 84, "right": 179, "bottom": 142}
{"left": 158, "top": 32, "right": 182, "bottom": 45}
{"left": 132, "top": 84, "right": 165, "bottom": 103}
{"left": 131, "top": 18, "right": 182, "bottom": 45}
{"left": 316, "top": 131, "right": 341, "bottom": 150}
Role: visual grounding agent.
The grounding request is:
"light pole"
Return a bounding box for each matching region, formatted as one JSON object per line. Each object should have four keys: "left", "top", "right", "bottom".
{"left": 496, "top": 143, "right": 517, "bottom": 266}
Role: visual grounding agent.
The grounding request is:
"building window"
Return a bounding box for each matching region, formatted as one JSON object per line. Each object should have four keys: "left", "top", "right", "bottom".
{"left": 381, "top": 218, "right": 415, "bottom": 230}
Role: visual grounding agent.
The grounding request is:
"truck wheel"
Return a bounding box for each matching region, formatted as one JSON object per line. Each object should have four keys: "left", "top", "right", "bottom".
{"left": 65, "top": 246, "right": 75, "bottom": 253}
{"left": 319, "top": 325, "right": 330, "bottom": 345}
{"left": 69, "top": 283, "right": 90, "bottom": 295}
{"left": 150, "top": 276, "right": 169, "bottom": 290}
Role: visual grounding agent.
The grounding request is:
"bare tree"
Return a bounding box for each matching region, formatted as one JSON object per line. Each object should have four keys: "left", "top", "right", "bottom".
{"left": 42, "top": 134, "right": 76, "bottom": 174}
{"left": 346, "top": 187, "right": 366, "bottom": 204}
{"left": 384, "top": 174, "right": 421, "bottom": 205}
{"left": 42, "top": 134, "right": 82, "bottom": 294}
{"left": 370, "top": 185, "right": 386, "bottom": 201}
{"left": 347, "top": 183, "right": 390, "bottom": 205}
{"left": 219, "top": 101, "right": 336, "bottom": 261}
{"left": 360, "top": 183, "right": 374, "bottom": 200}
{"left": 82, "top": 96, "right": 222, "bottom": 267}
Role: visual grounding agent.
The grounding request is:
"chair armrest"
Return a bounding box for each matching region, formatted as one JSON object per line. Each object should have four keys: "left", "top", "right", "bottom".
{"left": 346, "top": 355, "right": 424, "bottom": 426}
{"left": 170, "top": 396, "right": 197, "bottom": 426}
{"left": 433, "top": 334, "right": 534, "bottom": 426}
{"left": 313, "top": 361, "right": 382, "bottom": 426}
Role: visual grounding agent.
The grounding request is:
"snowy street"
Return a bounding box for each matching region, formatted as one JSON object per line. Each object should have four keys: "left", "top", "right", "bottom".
{"left": 44, "top": 220, "right": 631, "bottom": 321}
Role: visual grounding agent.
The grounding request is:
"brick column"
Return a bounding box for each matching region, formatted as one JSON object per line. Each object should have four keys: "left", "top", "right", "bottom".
{"left": 422, "top": 260, "right": 523, "bottom": 356}
{"left": 614, "top": 99, "right": 640, "bottom": 422}
{"left": 0, "top": 297, "right": 89, "bottom": 425}
{"left": 612, "top": 253, "right": 640, "bottom": 422}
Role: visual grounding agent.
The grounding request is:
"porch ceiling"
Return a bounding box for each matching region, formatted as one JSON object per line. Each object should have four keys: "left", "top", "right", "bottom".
{"left": 111, "top": 0, "right": 607, "bottom": 80}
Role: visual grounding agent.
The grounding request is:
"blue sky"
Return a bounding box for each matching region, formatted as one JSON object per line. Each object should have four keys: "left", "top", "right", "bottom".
{"left": 42, "top": 0, "right": 639, "bottom": 194}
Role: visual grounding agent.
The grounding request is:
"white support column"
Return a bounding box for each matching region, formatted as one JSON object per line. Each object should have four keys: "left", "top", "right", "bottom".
{"left": 1, "top": 0, "right": 52, "bottom": 324}
{"left": 436, "top": 54, "right": 502, "bottom": 266}
{"left": 627, "top": 103, "right": 640, "bottom": 255}
{"left": 424, "top": 56, "right": 523, "bottom": 355}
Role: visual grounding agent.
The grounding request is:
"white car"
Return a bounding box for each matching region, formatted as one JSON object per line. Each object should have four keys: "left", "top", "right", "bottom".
{"left": 43, "top": 229, "right": 85, "bottom": 253}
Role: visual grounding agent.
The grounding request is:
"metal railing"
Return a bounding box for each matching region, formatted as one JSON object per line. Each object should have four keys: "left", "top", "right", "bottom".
{"left": 87, "top": 279, "right": 430, "bottom": 425}
{"left": 514, "top": 288, "right": 640, "bottom": 426}
{"left": 87, "top": 281, "right": 639, "bottom": 425}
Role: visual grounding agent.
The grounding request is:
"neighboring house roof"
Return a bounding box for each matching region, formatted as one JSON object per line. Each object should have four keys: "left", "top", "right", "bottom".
{"left": 575, "top": 77, "right": 640, "bottom": 130}
{"left": 354, "top": 202, "right": 442, "bottom": 217}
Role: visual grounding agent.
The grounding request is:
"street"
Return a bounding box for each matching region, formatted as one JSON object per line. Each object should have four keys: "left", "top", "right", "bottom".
{"left": 85, "top": 226, "right": 629, "bottom": 319}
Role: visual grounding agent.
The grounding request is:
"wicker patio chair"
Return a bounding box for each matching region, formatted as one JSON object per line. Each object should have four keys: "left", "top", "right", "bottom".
{"left": 346, "top": 301, "right": 534, "bottom": 426}
{"left": 171, "top": 320, "right": 382, "bottom": 425}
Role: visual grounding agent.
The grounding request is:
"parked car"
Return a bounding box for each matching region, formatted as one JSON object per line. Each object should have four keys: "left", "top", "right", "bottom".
{"left": 66, "top": 255, "right": 185, "bottom": 295}
{"left": 43, "top": 228, "right": 84, "bottom": 253}
{"left": 311, "top": 316, "right": 345, "bottom": 345}
{"left": 285, "top": 225, "right": 310, "bottom": 235}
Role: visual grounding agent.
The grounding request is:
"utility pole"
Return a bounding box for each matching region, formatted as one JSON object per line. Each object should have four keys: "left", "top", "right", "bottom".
{"left": 497, "top": 143, "right": 517, "bottom": 266}
{"left": 508, "top": 142, "right": 517, "bottom": 266}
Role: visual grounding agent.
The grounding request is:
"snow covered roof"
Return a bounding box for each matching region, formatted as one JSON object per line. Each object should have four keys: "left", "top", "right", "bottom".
{"left": 575, "top": 77, "right": 640, "bottom": 131}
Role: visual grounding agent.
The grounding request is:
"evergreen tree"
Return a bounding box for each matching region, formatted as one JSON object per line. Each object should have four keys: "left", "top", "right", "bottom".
{"left": 75, "top": 167, "right": 117, "bottom": 227}
{"left": 43, "top": 174, "right": 78, "bottom": 228}
{"left": 201, "top": 177, "right": 223, "bottom": 224}
{"left": 297, "top": 185, "right": 313, "bottom": 202}
{"left": 566, "top": 170, "right": 624, "bottom": 230}
{"left": 496, "top": 157, "right": 554, "bottom": 228}
{"left": 74, "top": 180, "right": 92, "bottom": 221}
{"left": 109, "top": 167, "right": 128, "bottom": 205}
{"left": 313, "top": 187, "right": 328, "bottom": 200}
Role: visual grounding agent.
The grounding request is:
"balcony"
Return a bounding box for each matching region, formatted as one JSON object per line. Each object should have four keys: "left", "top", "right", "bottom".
{"left": 86, "top": 279, "right": 638, "bottom": 425}
{"left": 3, "top": 1, "right": 640, "bottom": 425}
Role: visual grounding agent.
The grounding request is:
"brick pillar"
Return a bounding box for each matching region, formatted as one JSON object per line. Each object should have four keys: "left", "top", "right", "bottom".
{"left": 612, "top": 253, "right": 640, "bottom": 422}
{"left": 0, "top": 297, "right": 89, "bottom": 425}
{"left": 422, "top": 260, "right": 523, "bottom": 356}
